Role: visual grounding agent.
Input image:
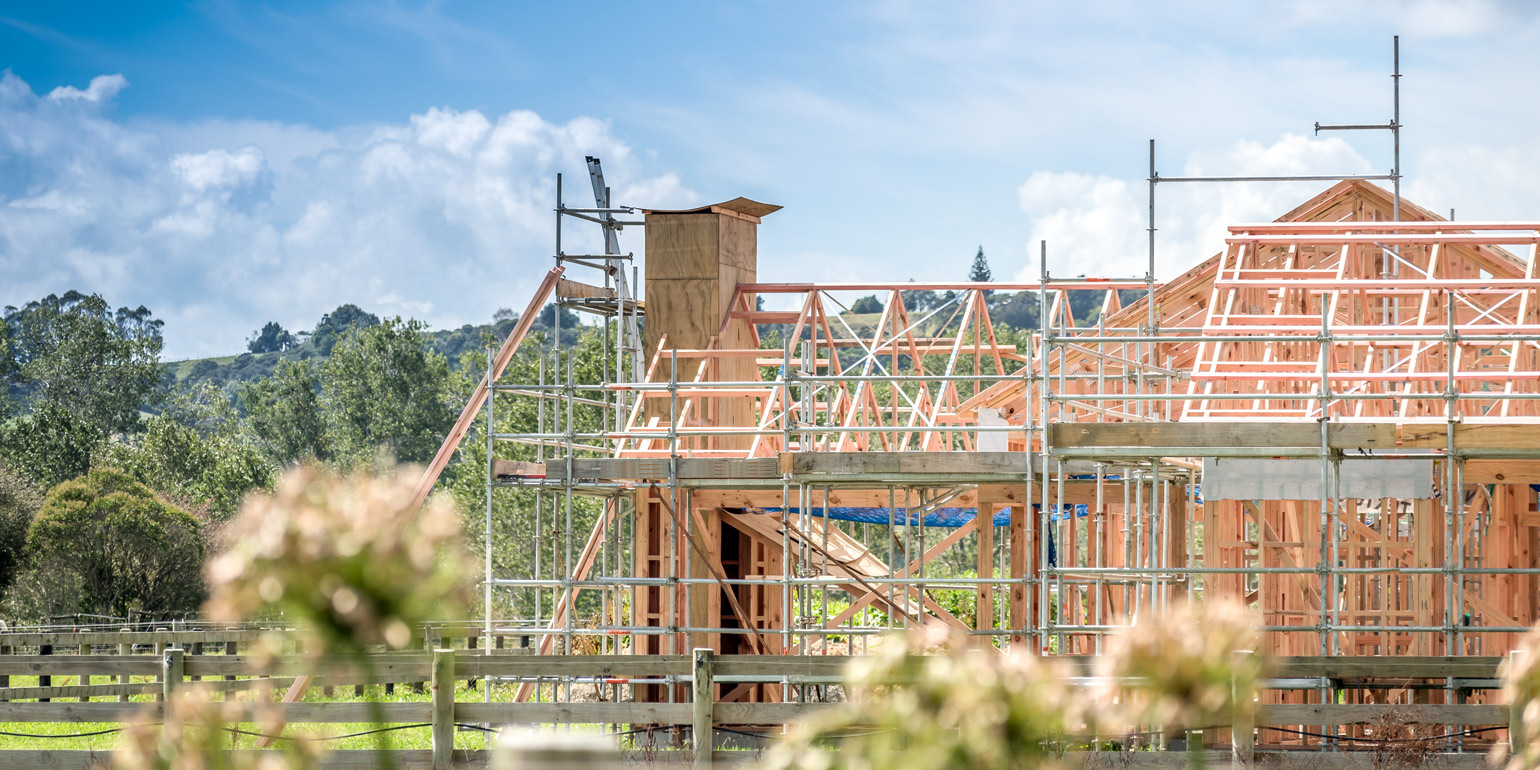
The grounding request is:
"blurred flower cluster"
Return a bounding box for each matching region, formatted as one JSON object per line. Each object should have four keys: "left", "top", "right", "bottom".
{"left": 114, "top": 682, "right": 316, "bottom": 770}
{"left": 763, "top": 627, "right": 1085, "bottom": 770}
{"left": 1094, "top": 599, "right": 1261, "bottom": 732}
{"left": 204, "top": 465, "right": 473, "bottom": 657}
{"left": 761, "top": 600, "right": 1262, "bottom": 770}
{"left": 1500, "top": 627, "right": 1540, "bottom": 769}
{"left": 115, "top": 465, "right": 475, "bottom": 770}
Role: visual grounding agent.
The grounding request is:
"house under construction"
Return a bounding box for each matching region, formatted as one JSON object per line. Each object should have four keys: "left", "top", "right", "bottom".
{"left": 413, "top": 169, "right": 1540, "bottom": 725}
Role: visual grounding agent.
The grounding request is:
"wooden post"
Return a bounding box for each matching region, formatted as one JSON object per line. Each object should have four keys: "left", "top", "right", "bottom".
{"left": 431, "top": 648, "right": 456, "bottom": 770}
{"left": 467, "top": 634, "right": 478, "bottom": 688}
{"left": 118, "top": 642, "right": 131, "bottom": 703}
{"left": 162, "top": 647, "right": 185, "bottom": 756}
{"left": 1231, "top": 650, "right": 1254, "bottom": 770}
{"left": 976, "top": 493, "right": 996, "bottom": 634}
{"left": 154, "top": 641, "right": 167, "bottom": 702}
{"left": 189, "top": 641, "right": 202, "bottom": 684}
{"left": 38, "top": 644, "right": 51, "bottom": 703}
{"left": 224, "top": 639, "right": 237, "bottom": 701}
{"left": 163, "top": 647, "right": 184, "bottom": 701}
{"left": 0, "top": 645, "right": 8, "bottom": 695}
{"left": 692, "top": 647, "right": 714, "bottom": 770}
{"left": 1512, "top": 650, "right": 1528, "bottom": 758}
{"left": 415, "top": 631, "right": 432, "bottom": 694}
{"left": 79, "top": 642, "right": 91, "bottom": 702}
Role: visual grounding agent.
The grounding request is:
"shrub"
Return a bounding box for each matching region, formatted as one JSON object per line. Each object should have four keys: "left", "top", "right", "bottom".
{"left": 23, "top": 468, "right": 205, "bottom": 618}
{"left": 0, "top": 464, "right": 41, "bottom": 596}
{"left": 206, "top": 465, "right": 473, "bottom": 655}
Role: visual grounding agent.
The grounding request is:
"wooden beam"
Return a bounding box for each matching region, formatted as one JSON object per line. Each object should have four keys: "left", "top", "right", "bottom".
{"left": 1459, "top": 455, "right": 1540, "bottom": 480}
{"left": 555, "top": 277, "right": 616, "bottom": 300}
{"left": 1400, "top": 423, "right": 1540, "bottom": 449}
{"left": 409, "top": 266, "right": 563, "bottom": 509}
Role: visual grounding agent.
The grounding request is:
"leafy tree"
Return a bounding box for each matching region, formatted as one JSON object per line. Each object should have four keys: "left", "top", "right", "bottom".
{"left": 3, "top": 291, "right": 164, "bottom": 434}
{"left": 246, "top": 321, "right": 294, "bottom": 354}
{"left": 901, "top": 280, "right": 941, "bottom": 313}
{"left": 107, "top": 383, "right": 272, "bottom": 518}
{"left": 849, "top": 295, "right": 883, "bottom": 315}
{"left": 968, "top": 246, "right": 994, "bottom": 296}
{"left": 439, "top": 325, "right": 609, "bottom": 621}
{"left": 986, "top": 291, "right": 1040, "bottom": 333}
{"left": 310, "top": 304, "right": 380, "bottom": 356}
{"left": 534, "top": 303, "right": 580, "bottom": 336}
{"left": 0, "top": 401, "right": 107, "bottom": 488}
{"left": 22, "top": 468, "right": 205, "bottom": 618}
{"left": 0, "top": 322, "right": 16, "bottom": 418}
{"left": 321, "top": 317, "right": 453, "bottom": 466}
{"left": 187, "top": 359, "right": 220, "bottom": 382}
{"left": 242, "top": 361, "right": 327, "bottom": 464}
{"left": 0, "top": 464, "right": 41, "bottom": 597}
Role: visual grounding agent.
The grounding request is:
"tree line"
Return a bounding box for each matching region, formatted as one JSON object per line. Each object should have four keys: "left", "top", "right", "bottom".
{"left": 0, "top": 291, "right": 585, "bottom": 625}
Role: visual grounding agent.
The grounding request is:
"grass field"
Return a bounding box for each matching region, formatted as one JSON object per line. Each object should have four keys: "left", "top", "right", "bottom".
{"left": 0, "top": 675, "right": 622, "bottom": 754}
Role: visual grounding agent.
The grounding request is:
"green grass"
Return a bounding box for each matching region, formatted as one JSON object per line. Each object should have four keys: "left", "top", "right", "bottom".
{"left": 0, "top": 676, "right": 537, "bottom": 753}
{"left": 167, "top": 354, "right": 239, "bottom": 378}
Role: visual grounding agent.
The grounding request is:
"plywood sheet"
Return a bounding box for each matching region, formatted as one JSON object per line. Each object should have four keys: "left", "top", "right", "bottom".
{"left": 1201, "top": 457, "right": 1435, "bottom": 500}
{"left": 1049, "top": 422, "right": 1395, "bottom": 449}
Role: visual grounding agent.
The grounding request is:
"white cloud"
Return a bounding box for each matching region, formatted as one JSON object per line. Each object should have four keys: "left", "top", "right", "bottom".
{"left": 1016, "top": 172, "right": 1145, "bottom": 279}
{"left": 0, "top": 72, "right": 695, "bottom": 359}
{"left": 1404, "top": 143, "right": 1540, "bottom": 222}
{"left": 46, "top": 73, "right": 127, "bottom": 103}
{"left": 411, "top": 107, "right": 491, "bottom": 156}
{"left": 1016, "top": 135, "right": 1375, "bottom": 281}
{"left": 1283, "top": 0, "right": 1532, "bottom": 39}
{"left": 171, "top": 147, "right": 267, "bottom": 192}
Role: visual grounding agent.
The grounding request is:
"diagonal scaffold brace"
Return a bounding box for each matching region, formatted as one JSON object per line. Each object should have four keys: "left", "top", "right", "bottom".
{"left": 257, "top": 264, "right": 564, "bottom": 748}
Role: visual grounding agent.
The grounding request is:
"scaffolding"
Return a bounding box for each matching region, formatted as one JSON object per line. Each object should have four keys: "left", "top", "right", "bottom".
{"left": 471, "top": 164, "right": 1540, "bottom": 747}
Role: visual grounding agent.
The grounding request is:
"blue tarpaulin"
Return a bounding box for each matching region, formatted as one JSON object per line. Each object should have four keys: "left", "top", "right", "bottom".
{"left": 738, "top": 506, "right": 1066, "bottom": 565}
{"left": 747, "top": 505, "right": 1087, "bottom": 528}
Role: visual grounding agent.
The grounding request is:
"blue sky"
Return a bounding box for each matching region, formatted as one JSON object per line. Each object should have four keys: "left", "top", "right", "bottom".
{"left": 4, "top": 1, "right": 1540, "bottom": 358}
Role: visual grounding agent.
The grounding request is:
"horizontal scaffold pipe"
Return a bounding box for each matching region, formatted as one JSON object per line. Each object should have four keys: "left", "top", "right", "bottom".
{"left": 1229, "top": 220, "right": 1540, "bottom": 232}
{"left": 737, "top": 279, "right": 1155, "bottom": 292}
{"left": 1228, "top": 233, "right": 1540, "bottom": 244}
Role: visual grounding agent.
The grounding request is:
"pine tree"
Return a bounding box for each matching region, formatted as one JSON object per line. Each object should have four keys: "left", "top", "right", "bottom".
{"left": 968, "top": 246, "right": 994, "bottom": 296}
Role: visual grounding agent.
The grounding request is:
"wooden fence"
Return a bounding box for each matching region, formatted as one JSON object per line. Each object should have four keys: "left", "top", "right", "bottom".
{"left": 0, "top": 638, "right": 1523, "bottom": 769}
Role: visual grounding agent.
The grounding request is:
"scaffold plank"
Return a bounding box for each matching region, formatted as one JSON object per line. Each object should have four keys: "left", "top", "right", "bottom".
{"left": 1400, "top": 423, "right": 1540, "bottom": 449}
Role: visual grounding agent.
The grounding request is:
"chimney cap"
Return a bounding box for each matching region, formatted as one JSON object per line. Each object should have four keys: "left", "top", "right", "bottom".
{"left": 644, "top": 197, "right": 781, "bottom": 223}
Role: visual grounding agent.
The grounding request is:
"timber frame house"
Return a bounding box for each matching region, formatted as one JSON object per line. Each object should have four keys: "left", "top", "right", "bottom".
{"left": 414, "top": 179, "right": 1540, "bottom": 740}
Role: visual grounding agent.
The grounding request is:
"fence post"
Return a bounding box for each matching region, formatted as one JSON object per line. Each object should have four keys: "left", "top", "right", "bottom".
{"left": 38, "top": 644, "right": 51, "bottom": 703}
{"left": 416, "top": 630, "right": 432, "bottom": 694}
{"left": 154, "top": 642, "right": 168, "bottom": 701}
{"left": 119, "top": 641, "right": 131, "bottom": 703}
{"left": 162, "top": 647, "right": 185, "bottom": 755}
{"left": 432, "top": 648, "right": 456, "bottom": 770}
{"left": 1231, "top": 650, "right": 1254, "bottom": 770}
{"left": 468, "top": 634, "right": 478, "bottom": 689}
{"left": 79, "top": 642, "right": 91, "bottom": 702}
{"left": 1512, "top": 649, "right": 1528, "bottom": 758}
{"left": 224, "top": 638, "right": 238, "bottom": 700}
{"left": 163, "top": 646, "right": 184, "bottom": 701}
{"left": 692, "top": 647, "right": 714, "bottom": 770}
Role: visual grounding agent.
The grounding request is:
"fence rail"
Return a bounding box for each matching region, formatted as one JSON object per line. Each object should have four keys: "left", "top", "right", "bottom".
{"left": 0, "top": 647, "right": 1521, "bottom": 769}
